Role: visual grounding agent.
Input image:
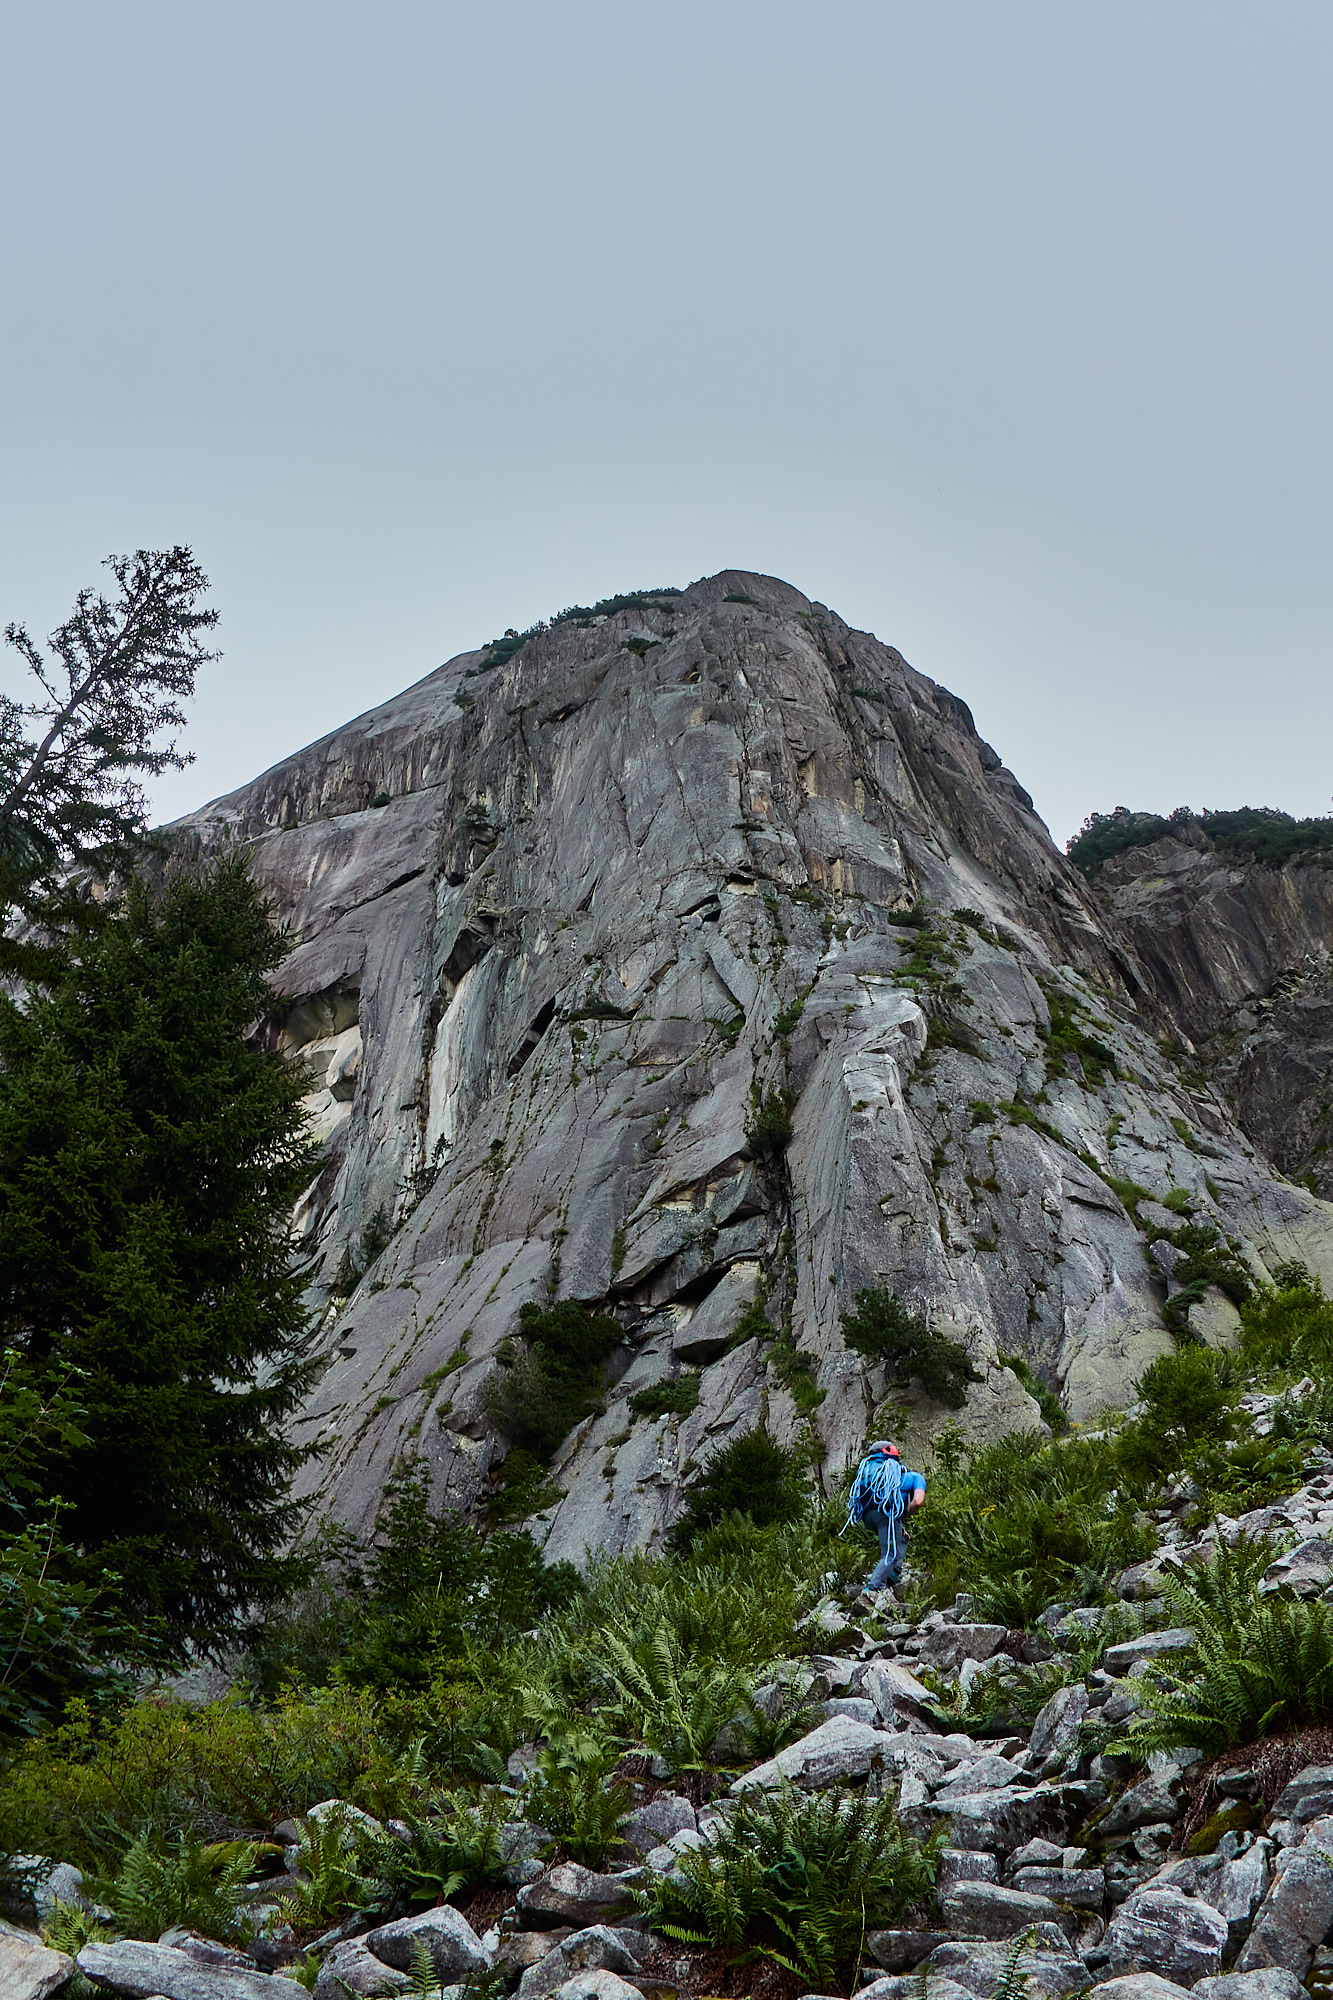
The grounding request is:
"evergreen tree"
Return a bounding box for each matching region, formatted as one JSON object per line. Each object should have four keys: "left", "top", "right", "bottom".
{"left": 1, "top": 548, "right": 216, "bottom": 890}
{"left": 0, "top": 855, "right": 318, "bottom": 1650}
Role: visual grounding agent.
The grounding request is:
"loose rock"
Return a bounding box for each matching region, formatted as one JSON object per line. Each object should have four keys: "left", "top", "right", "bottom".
{"left": 1236, "top": 1851, "right": 1333, "bottom": 1979}
{"left": 940, "top": 1881, "right": 1077, "bottom": 1940}
{"left": 0, "top": 1929, "right": 75, "bottom": 2000}
{"left": 78, "top": 1940, "right": 302, "bottom": 2000}
{"left": 363, "top": 1906, "right": 488, "bottom": 1979}
{"left": 517, "top": 1865, "right": 636, "bottom": 1930}
{"left": 516, "top": 1928, "right": 643, "bottom": 2000}
{"left": 922, "top": 1925, "right": 1091, "bottom": 2000}
{"left": 1104, "top": 1886, "right": 1229, "bottom": 1986}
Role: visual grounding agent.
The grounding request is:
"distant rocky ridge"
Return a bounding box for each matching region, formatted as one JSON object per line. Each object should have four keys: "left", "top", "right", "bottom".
{"left": 165, "top": 570, "right": 1333, "bottom": 1558}
{"left": 1089, "top": 824, "right": 1333, "bottom": 1203}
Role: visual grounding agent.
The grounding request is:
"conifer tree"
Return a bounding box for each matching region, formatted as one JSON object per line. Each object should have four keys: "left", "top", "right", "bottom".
{"left": 0, "top": 855, "right": 318, "bottom": 1649}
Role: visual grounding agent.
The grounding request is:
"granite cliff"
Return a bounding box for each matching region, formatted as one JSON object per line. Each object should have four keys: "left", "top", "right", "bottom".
{"left": 167, "top": 571, "right": 1333, "bottom": 1560}
{"left": 1091, "top": 826, "right": 1333, "bottom": 1203}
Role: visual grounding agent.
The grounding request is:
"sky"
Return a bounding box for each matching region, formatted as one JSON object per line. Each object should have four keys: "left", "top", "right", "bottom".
{"left": 1, "top": 2, "right": 1330, "bottom": 848}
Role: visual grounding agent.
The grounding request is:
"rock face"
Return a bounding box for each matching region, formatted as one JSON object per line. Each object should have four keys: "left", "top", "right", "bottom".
{"left": 1091, "top": 829, "right": 1333, "bottom": 1202}
{"left": 166, "top": 570, "right": 1333, "bottom": 1547}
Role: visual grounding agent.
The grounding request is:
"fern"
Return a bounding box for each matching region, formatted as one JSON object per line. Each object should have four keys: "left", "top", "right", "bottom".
{"left": 274, "top": 1809, "right": 383, "bottom": 1928}
{"left": 597, "top": 1621, "right": 759, "bottom": 1775}
{"left": 990, "top": 1927, "right": 1037, "bottom": 2000}
{"left": 41, "top": 1901, "right": 113, "bottom": 1957}
{"left": 523, "top": 1739, "right": 631, "bottom": 1867}
{"left": 363, "top": 1789, "right": 508, "bottom": 1908}
{"left": 90, "top": 1827, "right": 258, "bottom": 1944}
{"left": 639, "top": 1777, "right": 938, "bottom": 1990}
{"left": 1112, "top": 1535, "right": 1333, "bottom": 1756}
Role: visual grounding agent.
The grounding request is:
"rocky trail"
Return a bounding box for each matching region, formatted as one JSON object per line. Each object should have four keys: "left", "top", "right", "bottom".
{"left": 15, "top": 1456, "right": 1333, "bottom": 2000}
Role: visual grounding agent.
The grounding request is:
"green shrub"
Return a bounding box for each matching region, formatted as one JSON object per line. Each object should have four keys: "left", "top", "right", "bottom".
{"left": 0, "top": 1685, "right": 389, "bottom": 1869}
{"left": 640, "top": 1777, "right": 938, "bottom": 1991}
{"left": 1041, "top": 990, "right": 1117, "bottom": 1086}
{"left": 999, "top": 1354, "right": 1067, "bottom": 1434}
{"left": 768, "top": 1333, "right": 825, "bottom": 1414}
{"left": 485, "top": 1300, "right": 622, "bottom": 1464}
{"left": 257, "top": 1465, "right": 579, "bottom": 1695}
{"left": 1067, "top": 804, "right": 1333, "bottom": 876}
{"left": 1115, "top": 1346, "right": 1242, "bottom": 1488}
{"left": 969, "top": 1099, "right": 997, "bottom": 1125}
{"left": 910, "top": 1429, "right": 1153, "bottom": 1624}
{"left": 746, "top": 1088, "right": 796, "bottom": 1154}
{"left": 357, "top": 1204, "right": 394, "bottom": 1268}
{"left": 1241, "top": 1270, "right": 1333, "bottom": 1377}
{"left": 839, "top": 1288, "right": 981, "bottom": 1409}
{"left": 667, "top": 1429, "right": 807, "bottom": 1553}
{"left": 731, "top": 1280, "right": 774, "bottom": 1344}
{"left": 1152, "top": 1220, "right": 1252, "bottom": 1338}
{"left": 627, "top": 1374, "right": 700, "bottom": 1420}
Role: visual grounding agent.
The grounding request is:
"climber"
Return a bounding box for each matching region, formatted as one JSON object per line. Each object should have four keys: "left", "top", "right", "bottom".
{"left": 845, "top": 1439, "right": 926, "bottom": 1597}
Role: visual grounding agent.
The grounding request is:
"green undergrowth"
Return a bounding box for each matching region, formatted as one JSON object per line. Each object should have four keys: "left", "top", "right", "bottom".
{"left": 8, "top": 1271, "right": 1333, "bottom": 1960}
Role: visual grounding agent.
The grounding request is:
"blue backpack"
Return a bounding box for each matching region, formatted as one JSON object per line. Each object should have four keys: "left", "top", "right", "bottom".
{"left": 844, "top": 1452, "right": 904, "bottom": 1532}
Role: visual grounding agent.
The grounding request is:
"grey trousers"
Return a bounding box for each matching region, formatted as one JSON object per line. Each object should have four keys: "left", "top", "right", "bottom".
{"left": 864, "top": 1504, "right": 905, "bottom": 1590}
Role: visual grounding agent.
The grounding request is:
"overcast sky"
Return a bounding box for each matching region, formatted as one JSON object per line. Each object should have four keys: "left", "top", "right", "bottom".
{"left": 2, "top": 2, "right": 1329, "bottom": 847}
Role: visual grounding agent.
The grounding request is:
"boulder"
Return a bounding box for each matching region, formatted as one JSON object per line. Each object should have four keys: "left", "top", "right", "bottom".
{"left": 1261, "top": 1541, "right": 1333, "bottom": 1597}
{"left": 1208, "top": 1841, "right": 1272, "bottom": 1947}
{"left": 0, "top": 1930, "right": 75, "bottom": 2000}
{"left": 1103, "top": 1631, "right": 1195, "bottom": 1677}
{"left": 1270, "top": 1765, "right": 1333, "bottom": 1826}
{"left": 618, "top": 1795, "right": 696, "bottom": 1857}
{"left": 547, "top": 1976, "right": 644, "bottom": 2000}
{"left": 493, "top": 1933, "right": 573, "bottom": 1980}
{"left": 1088, "top": 1977, "right": 1189, "bottom": 2000}
{"left": 312, "top": 1940, "right": 411, "bottom": 2000}
{"left": 516, "top": 1928, "right": 643, "bottom": 2000}
{"left": 1098, "top": 1774, "right": 1185, "bottom": 1837}
{"left": 730, "top": 1714, "right": 897, "bottom": 1793}
{"left": 856, "top": 1981, "right": 975, "bottom": 2000}
{"left": 938, "top": 1850, "right": 1000, "bottom": 1892}
{"left": 1028, "top": 1685, "right": 1089, "bottom": 1776}
{"left": 1012, "top": 1838, "right": 1067, "bottom": 1869}
{"left": 363, "top": 1905, "right": 488, "bottom": 1979}
{"left": 1194, "top": 1972, "right": 1306, "bottom": 2000}
{"left": 3, "top": 1860, "right": 88, "bottom": 1929}
{"left": 921, "top": 1925, "right": 1090, "bottom": 2000}
{"left": 78, "top": 1940, "right": 302, "bottom": 2000}
{"left": 517, "top": 1866, "right": 636, "bottom": 1930}
{"left": 916, "top": 1625, "right": 1010, "bottom": 1674}
{"left": 1011, "top": 1867, "right": 1106, "bottom": 1909}
{"left": 939, "top": 1881, "right": 1076, "bottom": 1939}
{"left": 935, "top": 1755, "right": 1028, "bottom": 1795}
{"left": 1235, "top": 1851, "right": 1333, "bottom": 1978}
{"left": 862, "top": 1660, "right": 934, "bottom": 1724}
{"left": 154, "top": 1937, "right": 256, "bottom": 1976}
{"left": 1104, "top": 1887, "right": 1229, "bottom": 1985}
{"left": 924, "top": 1781, "right": 1101, "bottom": 1853}
{"left": 821, "top": 1696, "right": 879, "bottom": 1726}
{"left": 864, "top": 1930, "right": 954, "bottom": 1971}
